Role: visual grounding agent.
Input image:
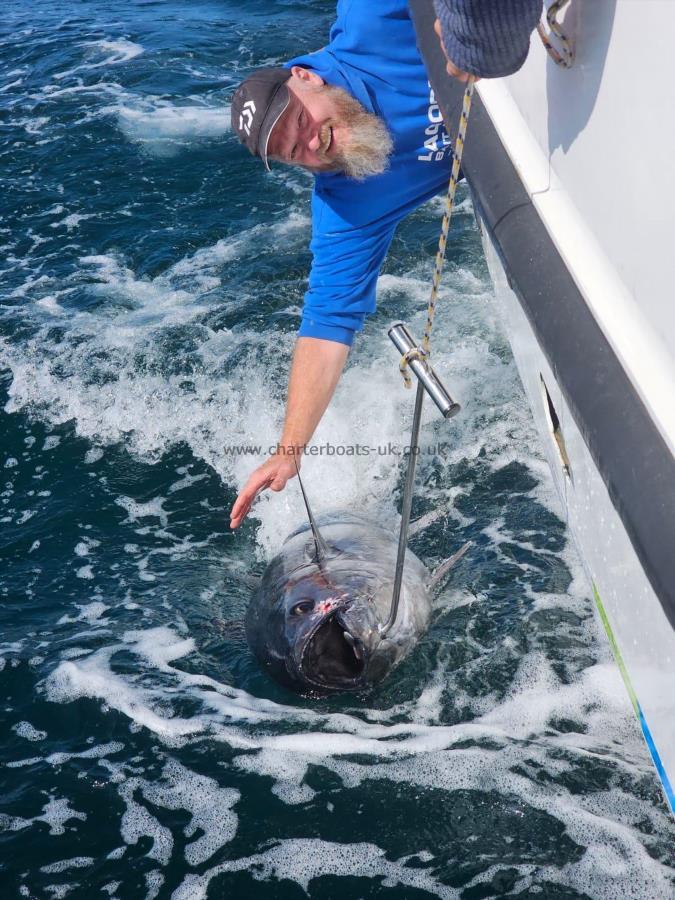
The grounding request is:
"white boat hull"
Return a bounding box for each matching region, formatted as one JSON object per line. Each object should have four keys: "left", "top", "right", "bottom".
{"left": 480, "top": 222, "right": 675, "bottom": 813}
{"left": 409, "top": 0, "right": 675, "bottom": 813}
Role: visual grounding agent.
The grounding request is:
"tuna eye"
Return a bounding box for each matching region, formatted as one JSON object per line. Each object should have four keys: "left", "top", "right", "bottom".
{"left": 291, "top": 600, "right": 315, "bottom": 616}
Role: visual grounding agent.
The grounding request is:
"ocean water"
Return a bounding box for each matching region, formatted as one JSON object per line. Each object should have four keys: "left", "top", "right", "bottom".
{"left": 0, "top": 1, "right": 673, "bottom": 898}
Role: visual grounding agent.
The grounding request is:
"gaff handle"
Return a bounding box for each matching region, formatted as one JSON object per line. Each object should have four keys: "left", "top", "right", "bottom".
{"left": 389, "top": 322, "right": 460, "bottom": 419}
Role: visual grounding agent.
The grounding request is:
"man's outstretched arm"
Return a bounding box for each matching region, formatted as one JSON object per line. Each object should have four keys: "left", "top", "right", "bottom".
{"left": 229, "top": 336, "right": 349, "bottom": 529}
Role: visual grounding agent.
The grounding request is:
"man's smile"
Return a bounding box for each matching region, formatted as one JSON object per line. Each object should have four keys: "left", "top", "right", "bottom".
{"left": 262, "top": 73, "right": 392, "bottom": 179}
{"left": 318, "top": 124, "right": 335, "bottom": 159}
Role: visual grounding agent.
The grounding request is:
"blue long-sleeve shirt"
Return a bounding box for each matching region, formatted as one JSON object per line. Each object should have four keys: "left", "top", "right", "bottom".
{"left": 288, "top": 0, "right": 539, "bottom": 347}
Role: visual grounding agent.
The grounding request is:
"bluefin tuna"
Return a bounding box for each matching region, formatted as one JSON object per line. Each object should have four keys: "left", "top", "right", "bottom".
{"left": 245, "top": 477, "right": 469, "bottom": 695}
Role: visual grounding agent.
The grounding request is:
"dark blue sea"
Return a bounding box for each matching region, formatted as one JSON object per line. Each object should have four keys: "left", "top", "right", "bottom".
{"left": 1, "top": 1, "right": 673, "bottom": 897}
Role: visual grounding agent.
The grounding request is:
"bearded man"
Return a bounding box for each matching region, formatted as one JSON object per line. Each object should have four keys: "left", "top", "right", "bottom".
{"left": 229, "top": 0, "right": 542, "bottom": 528}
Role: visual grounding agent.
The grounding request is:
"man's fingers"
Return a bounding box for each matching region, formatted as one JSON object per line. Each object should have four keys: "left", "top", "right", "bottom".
{"left": 230, "top": 485, "right": 256, "bottom": 521}
{"left": 445, "top": 61, "right": 480, "bottom": 83}
{"left": 433, "top": 18, "right": 450, "bottom": 58}
{"left": 230, "top": 495, "right": 257, "bottom": 529}
{"left": 229, "top": 458, "right": 298, "bottom": 528}
{"left": 434, "top": 17, "right": 480, "bottom": 84}
{"left": 447, "top": 61, "right": 469, "bottom": 82}
{"left": 230, "top": 472, "right": 273, "bottom": 528}
{"left": 229, "top": 494, "right": 253, "bottom": 529}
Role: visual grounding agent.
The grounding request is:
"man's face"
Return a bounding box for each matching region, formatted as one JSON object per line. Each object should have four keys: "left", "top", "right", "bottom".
{"left": 267, "top": 79, "right": 341, "bottom": 171}
{"left": 266, "top": 68, "right": 392, "bottom": 180}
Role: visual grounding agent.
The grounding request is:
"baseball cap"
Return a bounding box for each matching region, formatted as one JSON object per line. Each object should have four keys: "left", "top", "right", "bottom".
{"left": 231, "top": 67, "right": 293, "bottom": 171}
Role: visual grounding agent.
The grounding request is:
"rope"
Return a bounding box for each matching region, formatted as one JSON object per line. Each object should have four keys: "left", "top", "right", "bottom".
{"left": 400, "top": 1, "right": 574, "bottom": 389}
{"left": 537, "top": 0, "right": 574, "bottom": 68}
{"left": 399, "top": 77, "right": 475, "bottom": 388}
{"left": 400, "top": 0, "right": 576, "bottom": 387}
{"left": 387, "top": 8, "right": 575, "bottom": 634}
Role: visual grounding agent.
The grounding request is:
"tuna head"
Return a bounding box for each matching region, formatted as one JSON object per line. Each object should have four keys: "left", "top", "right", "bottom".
{"left": 245, "top": 464, "right": 398, "bottom": 695}
{"left": 245, "top": 562, "right": 394, "bottom": 695}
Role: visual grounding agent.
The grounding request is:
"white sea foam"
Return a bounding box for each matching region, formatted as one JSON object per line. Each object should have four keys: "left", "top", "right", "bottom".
{"left": 84, "top": 447, "right": 104, "bottom": 464}
{"left": 116, "top": 496, "right": 169, "bottom": 529}
{"left": 40, "top": 620, "right": 674, "bottom": 895}
{"left": 119, "top": 777, "right": 173, "bottom": 866}
{"left": 12, "top": 721, "right": 47, "bottom": 742}
{"left": 44, "top": 884, "right": 74, "bottom": 899}
{"left": 0, "top": 796, "right": 87, "bottom": 836}
{"left": 116, "top": 100, "right": 231, "bottom": 155}
{"left": 145, "top": 870, "right": 164, "bottom": 900}
{"left": 35, "top": 296, "right": 65, "bottom": 316}
{"left": 53, "top": 38, "right": 144, "bottom": 81}
{"left": 9, "top": 115, "right": 51, "bottom": 135}
{"left": 0, "top": 220, "right": 303, "bottom": 470}
{"left": 7, "top": 741, "right": 124, "bottom": 769}
{"left": 74, "top": 537, "right": 100, "bottom": 557}
{"left": 58, "top": 601, "right": 108, "bottom": 626}
{"left": 120, "top": 759, "right": 239, "bottom": 867}
{"left": 38, "top": 80, "right": 132, "bottom": 102}
{"left": 172, "top": 839, "right": 463, "bottom": 900}
{"left": 85, "top": 39, "right": 144, "bottom": 66}
{"left": 168, "top": 467, "right": 208, "bottom": 494}
{"left": 40, "top": 857, "right": 94, "bottom": 875}
{"left": 50, "top": 212, "right": 96, "bottom": 232}
{"left": 45, "top": 642, "right": 206, "bottom": 744}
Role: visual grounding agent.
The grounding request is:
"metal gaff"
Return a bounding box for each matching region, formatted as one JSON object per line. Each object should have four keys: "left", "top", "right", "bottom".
{"left": 380, "top": 325, "right": 460, "bottom": 636}
{"left": 380, "top": 379, "right": 425, "bottom": 636}
{"left": 381, "top": 78, "right": 475, "bottom": 637}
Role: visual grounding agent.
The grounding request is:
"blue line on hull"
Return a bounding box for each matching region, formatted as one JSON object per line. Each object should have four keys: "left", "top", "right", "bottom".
{"left": 638, "top": 707, "right": 674, "bottom": 814}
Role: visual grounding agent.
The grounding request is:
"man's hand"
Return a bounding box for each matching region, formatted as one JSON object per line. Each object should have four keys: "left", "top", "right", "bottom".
{"left": 434, "top": 19, "right": 480, "bottom": 84}
{"left": 229, "top": 336, "right": 350, "bottom": 529}
{"left": 229, "top": 451, "right": 298, "bottom": 529}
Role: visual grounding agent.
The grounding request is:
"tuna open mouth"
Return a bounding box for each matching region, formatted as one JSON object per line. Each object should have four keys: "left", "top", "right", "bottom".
{"left": 302, "top": 614, "right": 365, "bottom": 687}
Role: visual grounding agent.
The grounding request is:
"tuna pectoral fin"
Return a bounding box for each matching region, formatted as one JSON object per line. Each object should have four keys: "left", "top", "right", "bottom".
{"left": 430, "top": 541, "right": 471, "bottom": 589}
{"left": 240, "top": 573, "right": 262, "bottom": 589}
{"left": 211, "top": 618, "right": 246, "bottom": 638}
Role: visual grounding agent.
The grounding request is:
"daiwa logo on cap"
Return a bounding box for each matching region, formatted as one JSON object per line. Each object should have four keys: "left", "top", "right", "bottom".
{"left": 231, "top": 67, "right": 292, "bottom": 167}
{"left": 239, "top": 100, "right": 256, "bottom": 136}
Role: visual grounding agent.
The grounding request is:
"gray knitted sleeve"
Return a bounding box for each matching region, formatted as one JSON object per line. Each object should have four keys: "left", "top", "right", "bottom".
{"left": 433, "top": 0, "right": 542, "bottom": 78}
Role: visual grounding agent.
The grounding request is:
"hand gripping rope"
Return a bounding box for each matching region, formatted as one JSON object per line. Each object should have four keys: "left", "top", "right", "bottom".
{"left": 383, "top": 3, "right": 575, "bottom": 636}
{"left": 396, "top": 0, "right": 575, "bottom": 391}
